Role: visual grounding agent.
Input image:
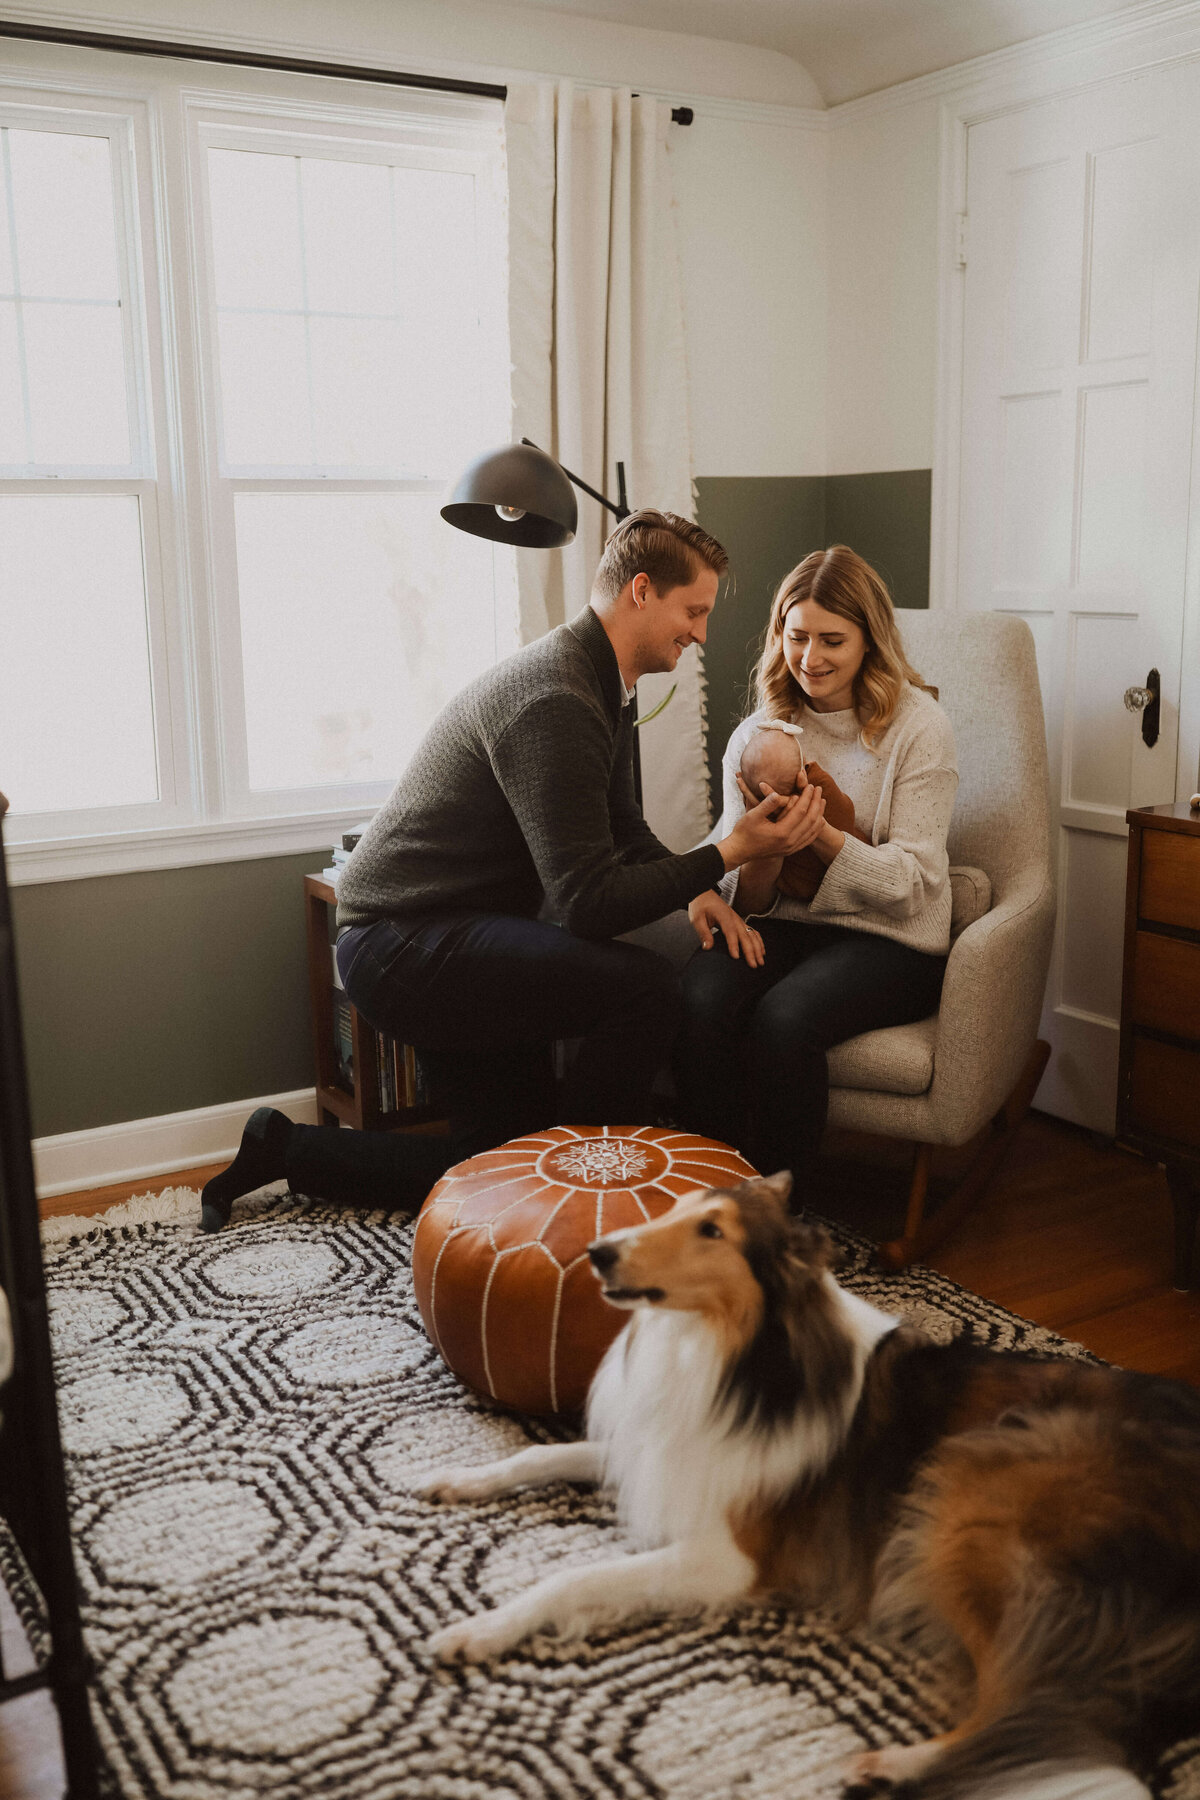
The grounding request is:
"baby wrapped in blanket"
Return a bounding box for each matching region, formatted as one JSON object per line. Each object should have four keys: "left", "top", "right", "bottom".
{"left": 738, "top": 721, "right": 869, "bottom": 901}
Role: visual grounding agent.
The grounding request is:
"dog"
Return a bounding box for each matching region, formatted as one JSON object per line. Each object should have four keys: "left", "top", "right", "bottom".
{"left": 416, "top": 1172, "right": 1200, "bottom": 1798}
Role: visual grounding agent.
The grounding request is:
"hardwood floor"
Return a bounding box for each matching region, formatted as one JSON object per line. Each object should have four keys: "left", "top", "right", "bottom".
{"left": 819, "top": 1109, "right": 1200, "bottom": 1386}
{"left": 4, "top": 1111, "right": 1198, "bottom": 1798}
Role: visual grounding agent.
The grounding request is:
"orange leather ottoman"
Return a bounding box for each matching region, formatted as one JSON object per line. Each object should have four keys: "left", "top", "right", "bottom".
{"left": 411, "top": 1126, "right": 758, "bottom": 1415}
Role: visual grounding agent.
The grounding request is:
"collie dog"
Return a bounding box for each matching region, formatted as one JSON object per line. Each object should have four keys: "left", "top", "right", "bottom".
{"left": 418, "top": 1173, "right": 1200, "bottom": 1797}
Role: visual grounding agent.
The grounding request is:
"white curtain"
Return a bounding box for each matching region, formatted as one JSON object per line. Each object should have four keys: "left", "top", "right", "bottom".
{"left": 505, "top": 80, "right": 712, "bottom": 853}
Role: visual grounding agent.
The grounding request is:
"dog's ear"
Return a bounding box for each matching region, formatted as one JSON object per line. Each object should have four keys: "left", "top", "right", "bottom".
{"left": 786, "top": 1219, "right": 835, "bottom": 1271}
{"left": 745, "top": 1170, "right": 792, "bottom": 1213}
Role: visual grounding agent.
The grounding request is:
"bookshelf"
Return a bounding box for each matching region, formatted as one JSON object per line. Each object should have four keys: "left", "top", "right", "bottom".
{"left": 303, "top": 874, "right": 443, "bottom": 1133}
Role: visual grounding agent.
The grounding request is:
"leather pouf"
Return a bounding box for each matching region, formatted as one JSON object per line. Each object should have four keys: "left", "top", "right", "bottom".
{"left": 412, "top": 1126, "right": 759, "bottom": 1416}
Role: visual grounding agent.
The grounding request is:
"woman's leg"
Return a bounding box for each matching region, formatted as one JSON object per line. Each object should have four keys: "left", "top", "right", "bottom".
{"left": 745, "top": 928, "right": 946, "bottom": 1179}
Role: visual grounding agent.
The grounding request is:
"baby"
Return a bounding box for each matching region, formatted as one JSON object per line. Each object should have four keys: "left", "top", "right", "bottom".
{"left": 738, "top": 722, "right": 865, "bottom": 901}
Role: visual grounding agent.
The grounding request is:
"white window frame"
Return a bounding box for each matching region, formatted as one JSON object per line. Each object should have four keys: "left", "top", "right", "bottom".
{"left": 0, "top": 86, "right": 196, "bottom": 852}
{"left": 1, "top": 40, "right": 511, "bottom": 884}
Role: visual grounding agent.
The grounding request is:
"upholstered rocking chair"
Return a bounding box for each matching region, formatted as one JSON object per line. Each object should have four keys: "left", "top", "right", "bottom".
{"left": 824, "top": 611, "right": 1055, "bottom": 1267}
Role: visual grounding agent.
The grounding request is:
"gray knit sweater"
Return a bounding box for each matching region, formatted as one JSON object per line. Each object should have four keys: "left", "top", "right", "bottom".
{"left": 336, "top": 606, "right": 725, "bottom": 940}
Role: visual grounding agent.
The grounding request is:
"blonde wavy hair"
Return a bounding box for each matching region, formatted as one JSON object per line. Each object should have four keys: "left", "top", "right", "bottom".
{"left": 753, "top": 546, "right": 928, "bottom": 749}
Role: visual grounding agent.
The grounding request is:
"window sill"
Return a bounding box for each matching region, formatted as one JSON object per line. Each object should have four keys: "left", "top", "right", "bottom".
{"left": 5, "top": 810, "right": 377, "bottom": 886}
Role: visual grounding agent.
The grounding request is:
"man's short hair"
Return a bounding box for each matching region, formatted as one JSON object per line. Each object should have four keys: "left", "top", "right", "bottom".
{"left": 592, "top": 509, "right": 729, "bottom": 602}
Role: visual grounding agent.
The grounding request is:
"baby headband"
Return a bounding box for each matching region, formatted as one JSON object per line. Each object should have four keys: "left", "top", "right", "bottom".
{"left": 756, "top": 720, "right": 805, "bottom": 742}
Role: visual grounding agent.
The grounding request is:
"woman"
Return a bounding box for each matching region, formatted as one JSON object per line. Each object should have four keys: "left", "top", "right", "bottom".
{"left": 673, "top": 545, "right": 957, "bottom": 1196}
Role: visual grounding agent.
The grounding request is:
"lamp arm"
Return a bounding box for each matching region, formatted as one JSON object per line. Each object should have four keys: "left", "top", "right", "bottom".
{"left": 520, "top": 438, "right": 630, "bottom": 523}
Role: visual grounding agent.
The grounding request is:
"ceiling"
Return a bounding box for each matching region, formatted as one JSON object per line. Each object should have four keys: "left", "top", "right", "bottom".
{"left": 510, "top": 0, "right": 1152, "bottom": 105}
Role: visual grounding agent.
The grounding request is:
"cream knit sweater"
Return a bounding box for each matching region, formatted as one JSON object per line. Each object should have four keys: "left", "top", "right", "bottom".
{"left": 714, "top": 684, "right": 958, "bottom": 955}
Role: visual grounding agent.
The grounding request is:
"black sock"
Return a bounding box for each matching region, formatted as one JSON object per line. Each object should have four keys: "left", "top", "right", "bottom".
{"left": 200, "top": 1107, "right": 294, "bottom": 1233}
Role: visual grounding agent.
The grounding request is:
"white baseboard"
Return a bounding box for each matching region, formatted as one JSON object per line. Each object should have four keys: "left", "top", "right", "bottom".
{"left": 32, "top": 1089, "right": 319, "bottom": 1198}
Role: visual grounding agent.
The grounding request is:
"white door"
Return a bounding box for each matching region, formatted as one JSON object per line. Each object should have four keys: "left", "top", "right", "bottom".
{"left": 957, "top": 68, "right": 1200, "bottom": 1132}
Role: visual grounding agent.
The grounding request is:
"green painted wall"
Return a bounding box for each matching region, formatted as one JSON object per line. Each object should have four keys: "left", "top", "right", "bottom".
{"left": 15, "top": 469, "right": 932, "bottom": 1140}
{"left": 694, "top": 475, "right": 826, "bottom": 805}
{"left": 13, "top": 848, "right": 327, "bottom": 1138}
{"left": 825, "top": 469, "right": 932, "bottom": 616}
{"left": 695, "top": 469, "right": 931, "bottom": 811}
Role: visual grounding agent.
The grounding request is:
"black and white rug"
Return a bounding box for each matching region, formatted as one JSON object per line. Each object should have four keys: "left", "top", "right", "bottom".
{"left": 15, "top": 1188, "right": 1200, "bottom": 1799}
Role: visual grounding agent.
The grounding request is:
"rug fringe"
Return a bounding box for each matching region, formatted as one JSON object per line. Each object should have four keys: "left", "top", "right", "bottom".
{"left": 41, "top": 1185, "right": 202, "bottom": 1244}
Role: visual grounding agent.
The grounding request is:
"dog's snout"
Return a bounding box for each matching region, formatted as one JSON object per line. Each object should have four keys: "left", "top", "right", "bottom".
{"left": 588, "top": 1241, "right": 619, "bottom": 1274}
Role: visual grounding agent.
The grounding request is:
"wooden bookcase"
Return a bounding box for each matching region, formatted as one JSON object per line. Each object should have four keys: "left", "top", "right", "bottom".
{"left": 304, "top": 874, "right": 442, "bottom": 1133}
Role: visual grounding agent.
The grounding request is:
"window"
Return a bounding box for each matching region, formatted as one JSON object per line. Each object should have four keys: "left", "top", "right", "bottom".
{"left": 0, "top": 47, "right": 514, "bottom": 880}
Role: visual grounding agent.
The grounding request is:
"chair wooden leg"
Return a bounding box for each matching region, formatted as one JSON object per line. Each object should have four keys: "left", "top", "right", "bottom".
{"left": 878, "top": 1040, "right": 1050, "bottom": 1270}
{"left": 879, "top": 1144, "right": 933, "bottom": 1270}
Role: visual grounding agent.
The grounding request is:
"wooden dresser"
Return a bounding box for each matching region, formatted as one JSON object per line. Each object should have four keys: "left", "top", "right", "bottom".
{"left": 1118, "top": 802, "right": 1200, "bottom": 1290}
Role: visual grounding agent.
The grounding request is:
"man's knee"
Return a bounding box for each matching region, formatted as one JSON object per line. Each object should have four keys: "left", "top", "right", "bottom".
{"left": 604, "top": 941, "right": 682, "bottom": 1026}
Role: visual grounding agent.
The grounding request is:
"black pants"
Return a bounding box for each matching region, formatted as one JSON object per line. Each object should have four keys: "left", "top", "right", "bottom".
{"left": 672, "top": 918, "right": 946, "bottom": 1191}
{"left": 286, "top": 912, "right": 681, "bottom": 1210}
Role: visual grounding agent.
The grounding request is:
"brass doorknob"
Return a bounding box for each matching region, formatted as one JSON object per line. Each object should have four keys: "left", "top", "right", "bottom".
{"left": 1124, "top": 685, "right": 1155, "bottom": 712}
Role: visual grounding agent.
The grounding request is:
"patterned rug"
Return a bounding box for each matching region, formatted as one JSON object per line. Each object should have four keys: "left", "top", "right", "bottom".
{"left": 12, "top": 1188, "right": 1199, "bottom": 1799}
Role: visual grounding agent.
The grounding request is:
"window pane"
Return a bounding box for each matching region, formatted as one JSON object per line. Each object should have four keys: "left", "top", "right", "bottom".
{"left": 0, "top": 155, "right": 13, "bottom": 293}
{"left": 394, "top": 168, "right": 482, "bottom": 476}
{"left": 301, "top": 157, "right": 393, "bottom": 315}
{"left": 0, "top": 126, "right": 133, "bottom": 467}
{"left": 0, "top": 496, "right": 158, "bottom": 813}
{"left": 207, "top": 148, "right": 302, "bottom": 310}
{"left": 233, "top": 491, "right": 500, "bottom": 792}
{"left": 23, "top": 301, "right": 129, "bottom": 464}
{"left": 7, "top": 129, "right": 120, "bottom": 300}
{"left": 208, "top": 147, "right": 489, "bottom": 474}
{"left": 0, "top": 302, "right": 25, "bottom": 462}
{"left": 217, "top": 312, "right": 310, "bottom": 464}
{"left": 308, "top": 315, "right": 403, "bottom": 466}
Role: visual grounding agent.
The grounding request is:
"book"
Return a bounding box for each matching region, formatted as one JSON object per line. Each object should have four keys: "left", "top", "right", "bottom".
{"left": 333, "top": 995, "right": 354, "bottom": 1088}
{"left": 342, "top": 819, "right": 374, "bottom": 854}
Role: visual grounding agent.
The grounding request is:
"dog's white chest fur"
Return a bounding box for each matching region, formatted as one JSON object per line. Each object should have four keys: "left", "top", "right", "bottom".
{"left": 586, "top": 1284, "right": 895, "bottom": 1549}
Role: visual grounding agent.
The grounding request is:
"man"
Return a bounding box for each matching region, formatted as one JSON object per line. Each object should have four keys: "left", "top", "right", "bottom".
{"left": 201, "top": 511, "right": 827, "bottom": 1230}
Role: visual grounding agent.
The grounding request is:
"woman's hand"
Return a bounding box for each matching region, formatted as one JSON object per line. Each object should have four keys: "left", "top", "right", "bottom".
{"left": 718, "top": 780, "right": 826, "bottom": 870}
{"left": 688, "top": 891, "right": 766, "bottom": 966}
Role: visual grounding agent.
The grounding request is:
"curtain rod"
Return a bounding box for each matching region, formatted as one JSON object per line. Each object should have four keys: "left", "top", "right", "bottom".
{"left": 0, "top": 18, "right": 508, "bottom": 100}
{"left": 0, "top": 19, "right": 695, "bottom": 119}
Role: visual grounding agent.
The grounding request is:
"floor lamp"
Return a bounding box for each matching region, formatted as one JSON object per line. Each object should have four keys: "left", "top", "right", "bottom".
{"left": 440, "top": 440, "right": 650, "bottom": 804}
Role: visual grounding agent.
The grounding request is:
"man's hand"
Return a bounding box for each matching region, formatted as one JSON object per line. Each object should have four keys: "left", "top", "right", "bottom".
{"left": 688, "top": 891, "right": 766, "bottom": 965}
{"left": 718, "top": 782, "right": 826, "bottom": 871}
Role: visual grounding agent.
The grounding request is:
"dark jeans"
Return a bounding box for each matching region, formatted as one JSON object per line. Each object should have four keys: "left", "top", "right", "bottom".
{"left": 673, "top": 918, "right": 946, "bottom": 1193}
{"left": 286, "top": 912, "right": 681, "bottom": 1210}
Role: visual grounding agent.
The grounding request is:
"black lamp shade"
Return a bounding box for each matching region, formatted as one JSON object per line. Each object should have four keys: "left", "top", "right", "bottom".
{"left": 441, "top": 442, "right": 578, "bottom": 547}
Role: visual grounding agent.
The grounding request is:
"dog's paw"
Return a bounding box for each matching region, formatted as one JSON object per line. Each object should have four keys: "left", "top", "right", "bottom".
{"left": 411, "top": 1466, "right": 494, "bottom": 1504}
{"left": 430, "top": 1612, "right": 518, "bottom": 1664}
{"left": 842, "top": 1743, "right": 936, "bottom": 1793}
{"left": 841, "top": 1752, "right": 895, "bottom": 1795}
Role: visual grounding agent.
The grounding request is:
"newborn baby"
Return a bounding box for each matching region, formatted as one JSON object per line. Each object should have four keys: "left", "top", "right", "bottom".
{"left": 739, "top": 722, "right": 867, "bottom": 901}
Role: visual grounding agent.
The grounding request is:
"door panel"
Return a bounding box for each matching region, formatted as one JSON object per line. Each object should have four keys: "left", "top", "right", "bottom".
{"left": 959, "top": 70, "right": 1197, "bottom": 1130}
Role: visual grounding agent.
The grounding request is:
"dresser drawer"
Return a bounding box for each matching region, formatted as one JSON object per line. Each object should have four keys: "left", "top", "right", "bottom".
{"left": 1126, "top": 1037, "right": 1200, "bottom": 1151}
{"left": 1138, "top": 830, "right": 1200, "bottom": 933}
{"left": 1131, "top": 931, "right": 1200, "bottom": 1038}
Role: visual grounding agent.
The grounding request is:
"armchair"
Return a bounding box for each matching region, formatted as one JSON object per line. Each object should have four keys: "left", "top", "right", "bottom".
{"left": 825, "top": 612, "right": 1055, "bottom": 1267}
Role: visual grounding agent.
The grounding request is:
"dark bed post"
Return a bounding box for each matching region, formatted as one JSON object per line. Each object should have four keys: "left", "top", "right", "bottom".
{"left": 0, "top": 792, "right": 99, "bottom": 1797}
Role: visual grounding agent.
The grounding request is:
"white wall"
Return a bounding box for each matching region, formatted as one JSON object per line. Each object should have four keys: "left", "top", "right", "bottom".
{"left": 671, "top": 110, "right": 827, "bottom": 477}
{"left": 825, "top": 95, "right": 940, "bottom": 475}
